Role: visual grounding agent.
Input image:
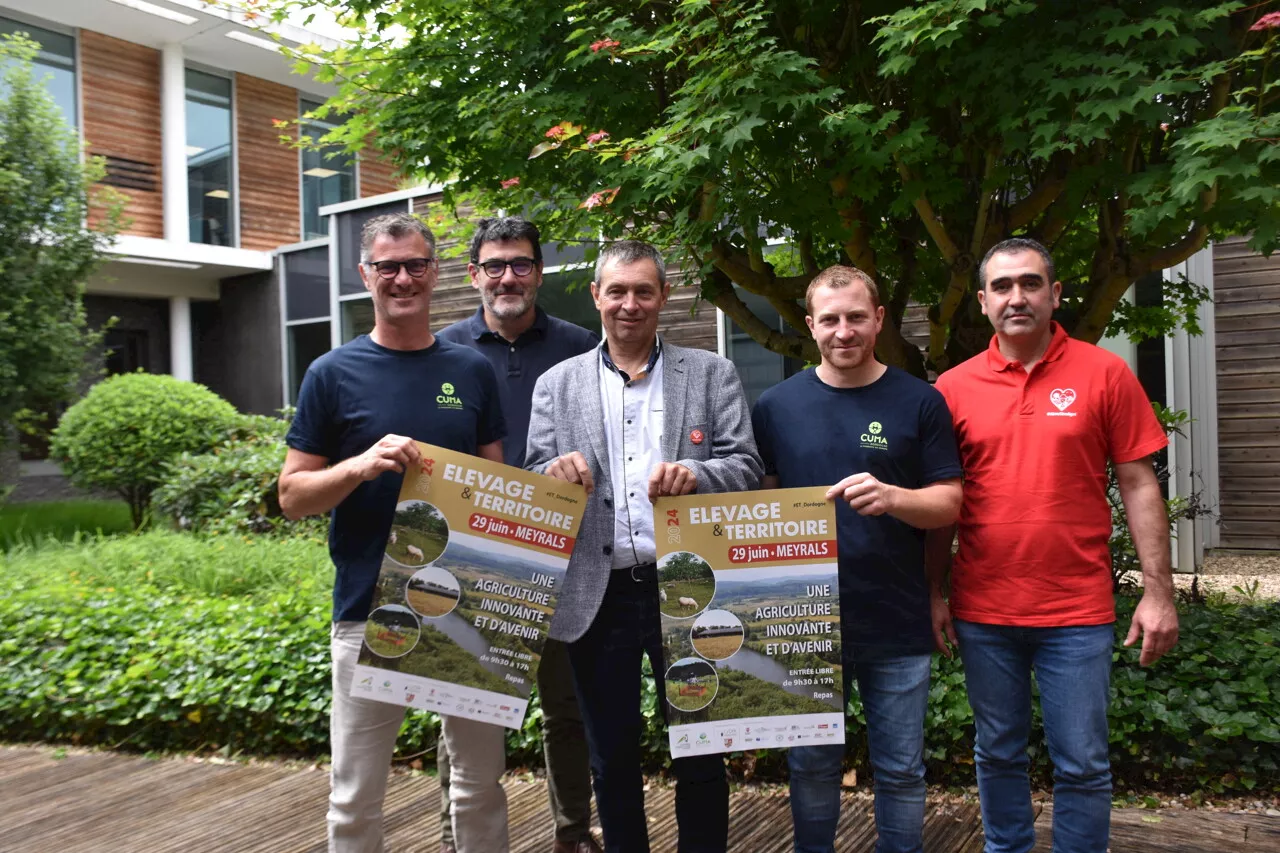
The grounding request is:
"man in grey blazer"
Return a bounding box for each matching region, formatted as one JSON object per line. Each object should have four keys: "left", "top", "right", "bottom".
{"left": 526, "top": 240, "right": 762, "bottom": 853}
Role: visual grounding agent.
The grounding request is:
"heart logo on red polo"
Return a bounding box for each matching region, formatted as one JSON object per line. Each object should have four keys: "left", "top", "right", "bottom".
{"left": 1049, "top": 388, "right": 1077, "bottom": 412}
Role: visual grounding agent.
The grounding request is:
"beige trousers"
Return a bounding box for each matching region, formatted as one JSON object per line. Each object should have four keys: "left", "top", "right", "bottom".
{"left": 328, "top": 621, "right": 509, "bottom": 853}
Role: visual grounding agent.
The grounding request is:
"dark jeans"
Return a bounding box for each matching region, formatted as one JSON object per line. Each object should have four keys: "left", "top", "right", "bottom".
{"left": 439, "top": 638, "right": 595, "bottom": 847}
{"left": 569, "top": 564, "right": 728, "bottom": 853}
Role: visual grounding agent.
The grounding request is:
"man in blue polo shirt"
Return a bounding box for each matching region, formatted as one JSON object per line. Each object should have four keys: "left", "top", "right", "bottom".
{"left": 437, "top": 217, "right": 601, "bottom": 853}
{"left": 751, "top": 265, "right": 963, "bottom": 853}
{"left": 279, "top": 212, "right": 510, "bottom": 853}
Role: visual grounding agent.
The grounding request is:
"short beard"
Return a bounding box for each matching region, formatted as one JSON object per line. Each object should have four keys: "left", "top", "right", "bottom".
{"left": 481, "top": 286, "right": 536, "bottom": 320}
{"left": 818, "top": 340, "right": 872, "bottom": 369}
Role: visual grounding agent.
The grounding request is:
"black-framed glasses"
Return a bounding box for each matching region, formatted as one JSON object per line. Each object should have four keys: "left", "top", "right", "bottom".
{"left": 477, "top": 257, "right": 537, "bottom": 278}
{"left": 367, "top": 257, "right": 435, "bottom": 279}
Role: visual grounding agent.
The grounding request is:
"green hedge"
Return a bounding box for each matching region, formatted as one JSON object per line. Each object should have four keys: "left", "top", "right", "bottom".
{"left": 2, "top": 535, "right": 1277, "bottom": 790}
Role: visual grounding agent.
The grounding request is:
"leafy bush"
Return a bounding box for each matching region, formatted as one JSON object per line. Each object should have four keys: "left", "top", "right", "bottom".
{"left": 49, "top": 374, "right": 241, "bottom": 528}
{"left": 0, "top": 499, "right": 132, "bottom": 549}
{"left": 2, "top": 537, "right": 1277, "bottom": 791}
{"left": 153, "top": 411, "right": 323, "bottom": 538}
{"left": 1109, "top": 404, "right": 1210, "bottom": 591}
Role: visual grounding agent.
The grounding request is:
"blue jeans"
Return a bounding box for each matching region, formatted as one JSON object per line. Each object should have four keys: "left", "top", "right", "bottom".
{"left": 954, "top": 620, "right": 1114, "bottom": 853}
{"left": 568, "top": 565, "right": 728, "bottom": 853}
{"left": 788, "top": 652, "right": 931, "bottom": 853}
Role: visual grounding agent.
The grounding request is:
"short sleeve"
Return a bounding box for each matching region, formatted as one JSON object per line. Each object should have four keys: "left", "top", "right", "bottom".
{"left": 918, "top": 388, "right": 964, "bottom": 484}
{"left": 285, "top": 364, "right": 335, "bottom": 458}
{"left": 475, "top": 359, "right": 507, "bottom": 447}
{"left": 750, "top": 397, "right": 777, "bottom": 477}
{"left": 1105, "top": 362, "right": 1168, "bottom": 464}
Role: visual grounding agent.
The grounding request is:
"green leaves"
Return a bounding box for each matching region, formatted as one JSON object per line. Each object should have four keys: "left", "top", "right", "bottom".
{"left": 0, "top": 35, "right": 123, "bottom": 450}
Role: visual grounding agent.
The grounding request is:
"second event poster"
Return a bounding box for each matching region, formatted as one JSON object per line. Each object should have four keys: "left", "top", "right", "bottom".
{"left": 351, "top": 442, "right": 586, "bottom": 729}
{"left": 653, "top": 488, "right": 844, "bottom": 756}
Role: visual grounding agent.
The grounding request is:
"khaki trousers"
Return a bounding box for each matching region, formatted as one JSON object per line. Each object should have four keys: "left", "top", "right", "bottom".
{"left": 328, "top": 621, "right": 509, "bottom": 853}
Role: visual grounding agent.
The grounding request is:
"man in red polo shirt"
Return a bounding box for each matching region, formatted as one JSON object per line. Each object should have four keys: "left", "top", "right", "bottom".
{"left": 927, "top": 237, "right": 1178, "bottom": 853}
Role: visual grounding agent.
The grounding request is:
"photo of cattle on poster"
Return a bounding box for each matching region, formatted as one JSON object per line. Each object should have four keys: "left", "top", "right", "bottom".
{"left": 352, "top": 442, "right": 586, "bottom": 729}
{"left": 654, "top": 488, "right": 844, "bottom": 756}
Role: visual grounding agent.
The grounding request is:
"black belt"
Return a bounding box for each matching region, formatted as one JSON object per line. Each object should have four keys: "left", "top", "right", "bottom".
{"left": 612, "top": 562, "right": 656, "bottom": 582}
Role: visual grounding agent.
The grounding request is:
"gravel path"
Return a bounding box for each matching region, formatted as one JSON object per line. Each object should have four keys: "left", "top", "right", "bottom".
{"left": 1128, "top": 552, "right": 1280, "bottom": 602}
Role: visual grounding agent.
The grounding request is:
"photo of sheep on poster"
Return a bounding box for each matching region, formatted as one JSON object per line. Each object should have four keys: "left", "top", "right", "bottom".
{"left": 658, "top": 551, "right": 716, "bottom": 618}
{"left": 386, "top": 500, "right": 449, "bottom": 567}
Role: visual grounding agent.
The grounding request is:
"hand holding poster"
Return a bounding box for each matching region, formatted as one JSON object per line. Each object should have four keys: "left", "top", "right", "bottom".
{"left": 352, "top": 442, "right": 586, "bottom": 729}
{"left": 654, "top": 488, "right": 843, "bottom": 756}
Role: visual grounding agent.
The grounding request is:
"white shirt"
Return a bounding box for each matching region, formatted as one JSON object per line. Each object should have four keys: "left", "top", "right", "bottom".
{"left": 598, "top": 342, "right": 665, "bottom": 569}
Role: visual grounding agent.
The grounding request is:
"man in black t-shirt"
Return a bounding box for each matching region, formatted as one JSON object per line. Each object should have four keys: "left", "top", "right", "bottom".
{"left": 279, "top": 212, "right": 511, "bottom": 853}
{"left": 750, "top": 266, "right": 963, "bottom": 853}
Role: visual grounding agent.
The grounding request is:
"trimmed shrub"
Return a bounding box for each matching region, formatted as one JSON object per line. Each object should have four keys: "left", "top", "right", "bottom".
{"left": 49, "top": 374, "right": 241, "bottom": 528}
{"left": 153, "top": 412, "right": 322, "bottom": 538}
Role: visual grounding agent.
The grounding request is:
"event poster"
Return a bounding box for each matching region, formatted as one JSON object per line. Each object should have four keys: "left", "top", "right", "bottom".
{"left": 653, "top": 488, "right": 844, "bottom": 756}
{"left": 351, "top": 442, "right": 586, "bottom": 729}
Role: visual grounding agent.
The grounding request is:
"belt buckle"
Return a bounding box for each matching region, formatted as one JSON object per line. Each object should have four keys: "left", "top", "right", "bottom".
{"left": 630, "top": 563, "right": 644, "bottom": 583}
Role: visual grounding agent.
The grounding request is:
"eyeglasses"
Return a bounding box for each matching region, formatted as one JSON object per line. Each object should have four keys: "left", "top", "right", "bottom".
{"left": 476, "top": 257, "right": 537, "bottom": 278}
{"left": 367, "top": 257, "right": 436, "bottom": 279}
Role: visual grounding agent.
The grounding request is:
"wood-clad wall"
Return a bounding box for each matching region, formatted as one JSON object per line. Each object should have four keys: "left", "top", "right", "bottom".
{"left": 359, "top": 149, "right": 400, "bottom": 198}
{"left": 1213, "top": 236, "right": 1280, "bottom": 551}
{"left": 659, "top": 275, "right": 717, "bottom": 352}
{"left": 81, "top": 31, "right": 163, "bottom": 238}
{"left": 236, "top": 73, "right": 300, "bottom": 250}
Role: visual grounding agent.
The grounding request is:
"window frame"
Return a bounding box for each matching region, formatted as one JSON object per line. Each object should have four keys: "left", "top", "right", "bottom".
{"left": 184, "top": 63, "right": 238, "bottom": 248}
{"left": 298, "top": 93, "right": 360, "bottom": 241}
{"left": 0, "top": 10, "right": 79, "bottom": 131}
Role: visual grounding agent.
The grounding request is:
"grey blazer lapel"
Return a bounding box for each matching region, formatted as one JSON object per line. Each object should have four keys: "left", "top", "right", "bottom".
{"left": 576, "top": 352, "right": 609, "bottom": 475}
{"left": 661, "top": 345, "right": 687, "bottom": 462}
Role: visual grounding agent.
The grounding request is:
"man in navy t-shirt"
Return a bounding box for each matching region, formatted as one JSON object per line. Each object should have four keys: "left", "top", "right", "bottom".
{"left": 751, "top": 265, "right": 963, "bottom": 853}
{"left": 436, "top": 217, "right": 601, "bottom": 853}
{"left": 279, "top": 212, "right": 510, "bottom": 853}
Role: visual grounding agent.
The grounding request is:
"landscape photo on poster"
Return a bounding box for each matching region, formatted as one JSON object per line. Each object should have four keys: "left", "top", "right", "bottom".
{"left": 656, "top": 487, "right": 845, "bottom": 756}
{"left": 352, "top": 443, "right": 584, "bottom": 729}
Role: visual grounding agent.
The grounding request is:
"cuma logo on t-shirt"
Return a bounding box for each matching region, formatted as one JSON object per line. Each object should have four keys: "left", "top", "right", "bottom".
{"left": 437, "top": 381, "right": 463, "bottom": 410}
{"left": 860, "top": 420, "right": 888, "bottom": 450}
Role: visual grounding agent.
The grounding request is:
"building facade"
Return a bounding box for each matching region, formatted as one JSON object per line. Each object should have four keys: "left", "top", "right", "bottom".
{"left": 3, "top": 1, "right": 1275, "bottom": 554}
{"left": 1, "top": 0, "right": 398, "bottom": 428}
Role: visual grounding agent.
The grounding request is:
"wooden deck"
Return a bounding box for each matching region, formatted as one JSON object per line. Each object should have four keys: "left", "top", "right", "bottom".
{"left": 2, "top": 746, "right": 1277, "bottom": 852}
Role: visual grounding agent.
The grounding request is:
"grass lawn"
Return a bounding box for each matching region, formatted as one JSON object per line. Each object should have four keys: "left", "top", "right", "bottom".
{"left": 0, "top": 500, "right": 132, "bottom": 548}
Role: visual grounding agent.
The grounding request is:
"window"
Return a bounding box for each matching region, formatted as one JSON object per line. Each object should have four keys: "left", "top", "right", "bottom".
{"left": 300, "top": 98, "right": 356, "bottom": 240}
{"left": 0, "top": 16, "right": 76, "bottom": 127}
{"left": 336, "top": 201, "right": 408, "bottom": 295}
{"left": 104, "top": 329, "right": 151, "bottom": 375}
{"left": 186, "top": 69, "right": 235, "bottom": 246}
{"left": 538, "top": 268, "right": 600, "bottom": 334}
{"left": 287, "top": 322, "right": 331, "bottom": 404}
{"left": 340, "top": 298, "right": 376, "bottom": 343}
{"left": 724, "top": 287, "right": 802, "bottom": 407}
{"left": 284, "top": 246, "right": 330, "bottom": 322}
